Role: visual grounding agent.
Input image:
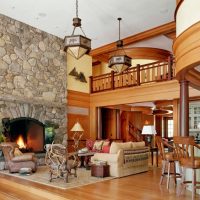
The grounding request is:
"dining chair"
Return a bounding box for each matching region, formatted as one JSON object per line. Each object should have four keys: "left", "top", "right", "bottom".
{"left": 173, "top": 136, "right": 200, "bottom": 200}
{"left": 156, "top": 136, "right": 181, "bottom": 189}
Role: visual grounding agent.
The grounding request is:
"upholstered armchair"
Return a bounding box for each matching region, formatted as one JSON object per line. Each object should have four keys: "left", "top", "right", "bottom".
{"left": 0, "top": 142, "right": 37, "bottom": 173}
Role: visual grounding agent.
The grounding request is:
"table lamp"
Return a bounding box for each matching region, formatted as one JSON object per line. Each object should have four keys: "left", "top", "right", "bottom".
{"left": 71, "top": 122, "right": 84, "bottom": 152}
{"left": 142, "top": 125, "right": 157, "bottom": 147}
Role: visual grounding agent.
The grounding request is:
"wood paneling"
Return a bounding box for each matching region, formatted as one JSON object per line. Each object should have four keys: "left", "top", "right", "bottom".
{"left": 67, "top": 90, "right": 90, "bottom": 108}
{"left": 173, "top": 21, "right": 200, "bottom": 88}
{"left": 67, "top": 114, "right": 90, "bottom": 140}
{"left": 67, "top": 90, "right": 90, "bottom": 147}
{"left": 90, "top": 21, "right": 175, "bottom": 58}
{"left": 101, "top": 108, "right": 117, "bottom": 139}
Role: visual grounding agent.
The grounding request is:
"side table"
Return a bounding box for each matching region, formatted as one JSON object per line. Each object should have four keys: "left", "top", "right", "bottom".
{"left": 91, "top": 164, "right": 110, "bottom": 178}
{"left": 78, "top": 152, "right": 95, "bottom": 168}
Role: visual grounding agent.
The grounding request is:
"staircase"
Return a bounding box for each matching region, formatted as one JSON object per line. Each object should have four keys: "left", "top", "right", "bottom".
{"left": 128, "top": 122, "right": 143, "bottom": 142}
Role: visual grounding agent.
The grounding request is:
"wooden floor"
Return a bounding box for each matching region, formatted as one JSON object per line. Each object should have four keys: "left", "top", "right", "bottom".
{"left": 0, "top": 166, "right": 197, "bottom": 200}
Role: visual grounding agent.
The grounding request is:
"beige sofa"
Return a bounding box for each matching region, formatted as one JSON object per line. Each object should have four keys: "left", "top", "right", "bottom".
{"left": 91, "top": 141, "right": 149, "bottom": 177}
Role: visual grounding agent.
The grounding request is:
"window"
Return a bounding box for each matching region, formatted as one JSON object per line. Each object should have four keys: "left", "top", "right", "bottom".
{"left": 167, "top": 119, "right": 173, "bottom": 138}
{"left": 189, "top": 102, "right": 200, "bottom": 131}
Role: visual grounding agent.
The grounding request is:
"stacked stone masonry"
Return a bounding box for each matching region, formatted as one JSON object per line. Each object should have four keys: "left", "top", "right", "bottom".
{"left": 0, "top": 14, "right": 67, "bottom": 142}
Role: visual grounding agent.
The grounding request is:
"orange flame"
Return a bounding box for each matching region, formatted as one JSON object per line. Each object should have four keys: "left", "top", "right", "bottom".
{"left": 17, "top": 135, "right": 26, "bottom": 149}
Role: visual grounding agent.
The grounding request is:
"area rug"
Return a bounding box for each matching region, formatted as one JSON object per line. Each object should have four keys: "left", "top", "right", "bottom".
{"left": 0, "top": 166, "right": 114, "bottom": 190}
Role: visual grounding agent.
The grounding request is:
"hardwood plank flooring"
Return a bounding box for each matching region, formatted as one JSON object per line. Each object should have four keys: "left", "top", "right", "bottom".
{"left": 0, "top": 166, "right": 196, "bottom": 200}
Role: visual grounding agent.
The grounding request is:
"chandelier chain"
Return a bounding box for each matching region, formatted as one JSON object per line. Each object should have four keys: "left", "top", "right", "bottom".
{"left": 118, "top": 17, "right": 122, "bottom": 41}
{"left": 80, "top": 27, "right": 87, "bottom": 37}
{"left": 76, "top": 0, "right": 78, "bottom": 18}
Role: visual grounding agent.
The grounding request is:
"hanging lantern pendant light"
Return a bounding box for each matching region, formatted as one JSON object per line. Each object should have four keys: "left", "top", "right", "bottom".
{"left": 64, "top": 0, "right": 91, "bottom": 59}
{"left": 108, "top": 18, "right": 132, "bottom": 73}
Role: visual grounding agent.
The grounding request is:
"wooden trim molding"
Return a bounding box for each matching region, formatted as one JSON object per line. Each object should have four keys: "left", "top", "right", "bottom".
{"left": 90, "top": 21, "right": 176, "bottom": 57}
{"left": 174, "top": 0, "right": 184, "bottom": 21}
{"left": 173, "top": 21, "right": 200, "bottom": 82}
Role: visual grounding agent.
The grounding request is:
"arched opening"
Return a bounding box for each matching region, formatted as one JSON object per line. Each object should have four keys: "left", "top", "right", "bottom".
{"left": 8, "top": 117, "right": 45, "bottom": 152}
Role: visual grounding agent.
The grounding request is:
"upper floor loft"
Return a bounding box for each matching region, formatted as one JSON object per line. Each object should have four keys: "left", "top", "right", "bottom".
{"left": 90, "top": 58, "right": 175, "bottom": 94}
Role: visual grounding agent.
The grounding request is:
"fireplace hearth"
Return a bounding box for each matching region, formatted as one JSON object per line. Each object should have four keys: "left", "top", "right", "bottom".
{"left": 7, "top": 117, "right": 45, "bottom": 152}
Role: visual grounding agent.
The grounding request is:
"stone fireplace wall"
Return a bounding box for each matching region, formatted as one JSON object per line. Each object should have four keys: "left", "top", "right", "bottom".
{"left": 0, "top": 14, "right": 67, "bottom": 142}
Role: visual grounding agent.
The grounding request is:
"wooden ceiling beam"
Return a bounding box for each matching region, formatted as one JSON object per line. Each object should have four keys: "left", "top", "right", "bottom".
{"left": 90, "top": 21, "right": 176, "bottom": 57}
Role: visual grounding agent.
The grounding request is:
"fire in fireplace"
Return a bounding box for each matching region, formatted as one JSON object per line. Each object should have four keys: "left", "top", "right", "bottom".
{"left": 16, "top": 135, "right": 26, "bottom": 149}
{"left": 8, "top": 117, "right": 45, "bottom": 152}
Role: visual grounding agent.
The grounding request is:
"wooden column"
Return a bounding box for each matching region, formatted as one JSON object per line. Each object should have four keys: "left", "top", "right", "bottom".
{"left": 89, "top": 76, "right": 93, "bottom": 93}
{"left": 97, "top": 107, "right": 102, "bottom": 139}
{"left": 173, "top": 99, "right": 179, "bottom": 136}
{"left": 179, "top": 79, "right": 189, "bottom": 136}
{"left": 116, "top": 109, "right": 121, "bottom": 139}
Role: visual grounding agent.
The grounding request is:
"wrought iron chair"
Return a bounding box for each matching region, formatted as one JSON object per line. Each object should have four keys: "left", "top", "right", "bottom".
{"left": 45, "top": 143, "right": 79, "bottom": 182}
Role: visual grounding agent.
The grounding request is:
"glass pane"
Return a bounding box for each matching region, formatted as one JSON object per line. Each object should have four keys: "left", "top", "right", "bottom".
{"left": 168, "top": 120, "right": 173, "bottom": 137}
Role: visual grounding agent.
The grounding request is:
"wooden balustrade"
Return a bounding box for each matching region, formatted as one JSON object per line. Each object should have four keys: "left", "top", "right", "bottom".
{"left": 90, "top": 59, "right": 175, "bottom": 93}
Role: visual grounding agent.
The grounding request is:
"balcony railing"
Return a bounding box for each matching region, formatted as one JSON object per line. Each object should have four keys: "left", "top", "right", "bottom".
{"left": 90, "top": 58, "right": 175, "bottom": 93}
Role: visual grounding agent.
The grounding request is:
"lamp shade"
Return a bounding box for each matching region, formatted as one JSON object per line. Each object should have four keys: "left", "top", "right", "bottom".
{"left": 108, "top": 55, "right": 132, "bottom": 73}
{"left": 141, "top": 125, "right": 157, "bottom": 135}
{"left": 64, "top": 35, "right": 91, "bottom": 59}
{"left": 70, "top": 122, "right": 84, "bottom": 132}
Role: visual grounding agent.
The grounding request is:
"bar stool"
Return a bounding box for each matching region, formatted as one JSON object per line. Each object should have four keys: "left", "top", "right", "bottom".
{"left": 156, "top": 136, "right": 181, "bottom": 189}
{"left": 174, "top": 136, "right": 200, "bottom": 200}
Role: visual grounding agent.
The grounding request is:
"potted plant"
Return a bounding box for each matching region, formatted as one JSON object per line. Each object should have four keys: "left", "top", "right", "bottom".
{"left": 0, "top": 122, "right": 6, "bottom": 156}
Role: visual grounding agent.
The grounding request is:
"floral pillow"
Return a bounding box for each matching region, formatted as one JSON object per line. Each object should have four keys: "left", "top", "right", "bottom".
{"left": 92, "top": 140, "right": 104, "bottom": 151}
{"left": 14, "top": 148, "right": 23, "bottom": 156}
{"left": 86, "top": 139, "right": 95, "bottom": 151}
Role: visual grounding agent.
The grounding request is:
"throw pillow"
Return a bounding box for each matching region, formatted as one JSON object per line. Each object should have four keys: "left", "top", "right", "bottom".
{"left": 92, "top": 140, "right": 103, "bottom": 151}
{"left": 102, "top": 145, "right": 110, "bottom": 153}
{"left": 14, "top": 148, "right": 23, "bottom": 156}
{"left": 102, "top": 140, "right": 110, "bottom": 147}
{"left": 86, "top": 138, "right": 95, "bottom": 150}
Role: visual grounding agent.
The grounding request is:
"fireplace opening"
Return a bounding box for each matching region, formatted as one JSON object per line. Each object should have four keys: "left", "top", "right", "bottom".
{"left": 9, "top": 117, "right": 45, "bottom": 152}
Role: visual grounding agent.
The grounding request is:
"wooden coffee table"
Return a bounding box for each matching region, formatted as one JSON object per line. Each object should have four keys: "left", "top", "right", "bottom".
{"left": 91, "top": 164, "right": 109, "bottom": 178}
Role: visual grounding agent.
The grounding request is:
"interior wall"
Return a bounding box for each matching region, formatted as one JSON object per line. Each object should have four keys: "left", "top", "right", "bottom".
{"left": 92, "top": 62, "right": 112, "bottom": 77}
{"left": 67, "top": 54, "right": 92, "bottom": 93}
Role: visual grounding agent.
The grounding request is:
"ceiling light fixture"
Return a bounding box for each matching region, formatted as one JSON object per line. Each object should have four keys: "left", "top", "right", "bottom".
{"left": 64, "top": 0, "right": 91, "bottom": 59}
{"left": 108, "top": 18, "right": 132, "bottom": 73}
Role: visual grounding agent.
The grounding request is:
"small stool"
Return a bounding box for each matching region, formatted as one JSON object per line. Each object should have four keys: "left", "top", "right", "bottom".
{"left": 91, "top": 164, "right": 109, "bottom": 178}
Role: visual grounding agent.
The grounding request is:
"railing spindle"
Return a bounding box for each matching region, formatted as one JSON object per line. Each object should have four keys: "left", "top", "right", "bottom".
{"left": 168, "top": 56, "right": 172, "bottom": 80}
{"left": 111, "top": 70, "right": 115, "bottom": 90}
{"left": 137, "top": 64, "right": 140, "bottom": 86}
